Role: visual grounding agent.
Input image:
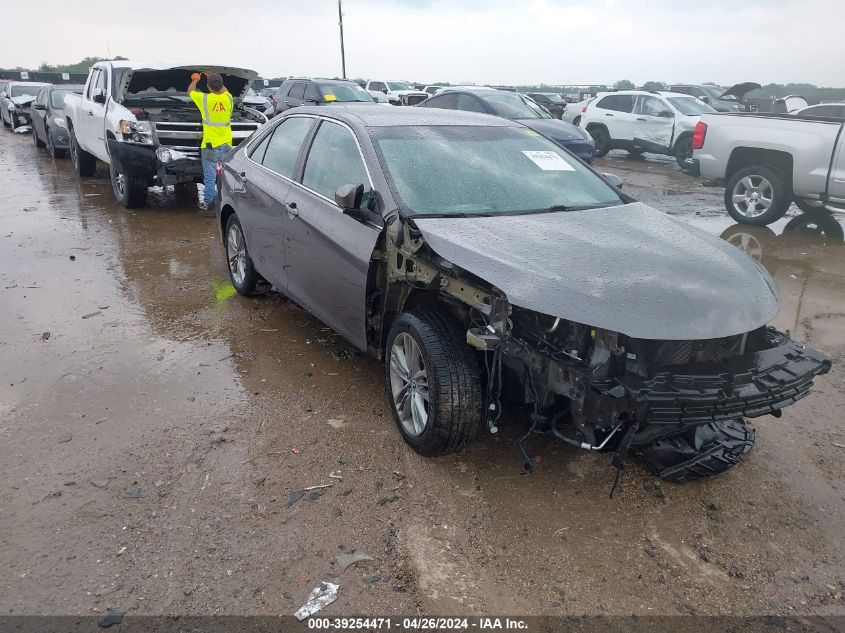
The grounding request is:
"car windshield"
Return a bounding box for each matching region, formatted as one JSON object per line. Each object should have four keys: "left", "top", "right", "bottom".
{"left": 11, "top": 84, "right": 45, "bottom": 98}
{"left": 484, "top": 92, "right": 551, "bottom": 119}
{"left": 387, "top": 81, "right": 413, "bottom": 91}
{"left": 371, "top": 125, "right": 623, "bottom": 217}
{"left": 540, "top": 93, "right": 565, "bottom": 103}
{"left": 703, "top": 85, "right": 735, "bottom": 101}
{"left": 667, "top": 96, "right": 716, "bottom": 116}
{"left": 318, "top": 82, "right": 374, "bottom": 102}
{"left": 50, "top": 88, "right": 80, "bottom": 109}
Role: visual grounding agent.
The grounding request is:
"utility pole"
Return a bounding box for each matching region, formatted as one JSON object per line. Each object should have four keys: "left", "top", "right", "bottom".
{"left": 338, "top": 0, "right": 347, "bottom": 79}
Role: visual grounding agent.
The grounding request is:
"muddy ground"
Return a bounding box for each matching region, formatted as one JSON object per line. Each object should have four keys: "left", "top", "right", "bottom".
{"left": 1, "top": 133, "right": 844, "bottom": 619}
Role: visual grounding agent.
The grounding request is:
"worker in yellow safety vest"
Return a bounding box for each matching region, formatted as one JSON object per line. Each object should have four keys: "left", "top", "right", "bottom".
{"left": 187, "top": 71, "right": 233, "bottom": 212}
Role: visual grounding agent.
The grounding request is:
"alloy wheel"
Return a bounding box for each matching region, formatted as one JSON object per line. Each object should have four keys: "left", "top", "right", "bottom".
{"left": 112, "top": 170, "right": 126, "bottom": 199}
{"left": 389, "top": 332, "right": 430, "bottom": 437}
{"left": 226, "top": 222, "right": 247, "bottom": 287}
{"left": 731, "top": 175, "right": 774, "bottom": 218}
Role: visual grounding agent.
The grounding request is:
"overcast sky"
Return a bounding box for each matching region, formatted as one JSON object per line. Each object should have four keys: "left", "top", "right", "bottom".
{"left": 3, "top": 0, "right": 844, "bottom": 86}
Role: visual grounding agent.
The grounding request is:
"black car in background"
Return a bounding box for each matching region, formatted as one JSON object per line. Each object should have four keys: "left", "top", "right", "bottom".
{"left": 273, "top": 78, "right": 375, "bottom": 116}
{"left": 526, "top": 92, "right": 566, "bottom": 119}
{"left": 419, "top": 87, "right": 595, "bottom": 163}
{"left": 31, "top": 84, "right": 84, "bottom": 158}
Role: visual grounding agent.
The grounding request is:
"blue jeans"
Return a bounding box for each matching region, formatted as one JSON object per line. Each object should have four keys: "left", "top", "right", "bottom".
{"left": 200, "top": 144, "right": 230, "bottom": 205}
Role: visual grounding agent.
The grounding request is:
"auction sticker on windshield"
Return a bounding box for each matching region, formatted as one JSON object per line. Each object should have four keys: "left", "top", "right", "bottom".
{"left": 521, "top": 150, "right": 575, "bottom": 171}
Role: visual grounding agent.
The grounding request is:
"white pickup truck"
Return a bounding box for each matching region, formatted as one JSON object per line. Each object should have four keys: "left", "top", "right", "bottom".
{"left": 364, "top": 80, "right": 428, "bottom": 106}
{"left": 690, "top": 112, "right": 845, "bottom": 225}
{"left": 63, "top": 61, "right": 267, "bottom": 208}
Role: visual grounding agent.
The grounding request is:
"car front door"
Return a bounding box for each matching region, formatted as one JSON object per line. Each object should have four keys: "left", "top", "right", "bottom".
{"left": 237, "top": 116, "right": 316, "bottom": 289}
{"left": 828, "top": 128, "right": 845, "bottom": 202}
{"left": 80, "top": 68, "right": 109, "bottom": 161}
{"left": 632, "top": 95, "right": 675, "bottom": 153}
{"left": 281, "top": 118, "right": 381, "bottom": 350}
{"left": 285, "top": 83, "right": 306, "bottom": 110}
{"left": 32, "top": 87, "right": 48, "bottom": 141}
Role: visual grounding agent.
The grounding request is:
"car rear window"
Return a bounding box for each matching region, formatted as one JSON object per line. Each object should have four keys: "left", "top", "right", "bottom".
{"left": 596, "top": 95, "right": 634, "bottom": 113}
{"left": 371, "top": 125, "right": 623, "bottom": 217}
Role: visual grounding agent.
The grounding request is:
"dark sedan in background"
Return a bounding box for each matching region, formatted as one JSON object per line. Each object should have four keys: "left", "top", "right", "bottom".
{"left": 525, "top": 92, "right": 567, "bottom": 119}
{"left": 418, "top": 87, "right": 595, "bottom": 163}
{"left": 272, "top": 78, "right": 375, "bottom": 116}
{"left": 31, "top": 84, "right": 83, "bottom": 158}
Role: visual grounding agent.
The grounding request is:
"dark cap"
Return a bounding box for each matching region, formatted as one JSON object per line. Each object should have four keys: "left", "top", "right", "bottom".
{"left": 206, "top": 72, "right": 224, "bottom": 88}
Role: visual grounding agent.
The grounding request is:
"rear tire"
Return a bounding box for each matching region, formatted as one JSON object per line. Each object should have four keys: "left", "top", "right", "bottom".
{"left": 633, "top": 419, "right": 756, "bottom": 483}
{"left": 8, "top": 112, "right": 18, "bottom": 130}
{"left": 69, "top": 127, "right": 96, "bottom": 177}
{"left": 385, "top": 309, "right": 483, "bottom": 456}
{"left": 110, "top": 163, "right": 148, "bottom": 208}
{"left": 674, "top": 136, "right": 693, "bottom": 167}
{"left": 588, "top": 126, "right": 610, "bottom": 158}
{"left": 224, "top": 214, "right": 260, "bottom": 295}
{"left": 724, "top": 165, "right": 791, "bottom": 226}
{"left": 46, "top": 130, "right": 63, "bottom": 159}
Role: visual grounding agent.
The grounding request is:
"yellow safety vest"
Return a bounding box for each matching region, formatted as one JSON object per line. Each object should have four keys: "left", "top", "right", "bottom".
{"left": 190, "top": 90, "right": 233, "bottom": 148}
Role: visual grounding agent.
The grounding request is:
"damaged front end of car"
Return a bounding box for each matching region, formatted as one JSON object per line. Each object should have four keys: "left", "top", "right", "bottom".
{"left": 372, "top": 210, "right": 831, "bottom": 483}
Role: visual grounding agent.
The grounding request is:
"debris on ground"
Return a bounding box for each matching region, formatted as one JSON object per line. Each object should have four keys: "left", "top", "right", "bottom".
{"left": 81, "top": 311, "right": 102, "bottom": 319}
{"left": 41, "top": 332, "right": 51, "bottom": 341}
{"left": 285, "top": 491, "right": 304, "bottom": 508}
{"left": 294, "top": 582, "right": 339, "bottom": 620}
{"left": 127, "top": 487, "right": 141, "bottom": 499}
{"left": 337, "top": 552, "right": 374, "bottom": 570}
{"left": 327, "top": 418, "right": 348, "bottom": 429}
{"left": 97, "top": 611, "right": 125, "bottom": 628}
{"left": 57, "top": 431, "right": 73, "bottom": 444}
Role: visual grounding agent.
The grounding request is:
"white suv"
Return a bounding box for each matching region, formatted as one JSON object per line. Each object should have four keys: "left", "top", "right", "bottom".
{"left": 580, "top": 90, "right": 716, "bottom": 167}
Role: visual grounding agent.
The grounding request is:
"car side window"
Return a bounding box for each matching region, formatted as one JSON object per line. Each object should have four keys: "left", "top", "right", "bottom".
{"left": 422, "top": 93, "right": 458, "bottom": 109}
{"left": 597, "top": 95, "right": 633, "bottom": 113}
{"left": 304, "top": 83, "right": 321, "bottom": 102}
{"left": 249, "top": 130, "right": 274, "bottom": 163}
{"left": 94, "top": 69, "right": 107, "bottom": 97}
{"left": 370, "top": 82, "right": 386, "bottom": 92}
{"left": 635, "top": 96, "right": 666, "bottom": 117}
{"left": 290, "top": 83, "right": 306, "bottom": 100}
{"left": 86, "top": 70, "right": 100, "bottom": 100}
{"left": 456, "top": 94, "right": 486, "bottom": 113}
{"left": 261, "top": 117, "right": 314, "bottom": 178}
{"left": 302, "top": 120, "right": 370, "bottom": 209}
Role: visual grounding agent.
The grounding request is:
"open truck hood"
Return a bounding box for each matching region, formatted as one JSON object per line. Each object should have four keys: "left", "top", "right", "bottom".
{"left": 118, "top": 63, "right": 258, "bottom": 103}
{"left": 413, "top": 202, "right": 780, "bottom": 340}
{"left": 720, "top": 82, "right": 762, "bottom": 100}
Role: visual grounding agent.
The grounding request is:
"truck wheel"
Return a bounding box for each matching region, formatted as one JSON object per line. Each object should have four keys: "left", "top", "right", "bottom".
{"left": 110, "top": 164, "right": 148, "bottom": 208}
{"left": 69, "top": 128, "right": 96, "bottom": 177}
{"left": 224, "top": 214, "right": 260, "bottom": 295}
{"left": 725, "top": 166, "right": 791, "bottom": 226}
{"left": 674, "top": 136, "right": 693, "bottom": 167}
{"left": 633, "top": 419, "right": 756, "bottom": 483}
{"left": 385, "top": 309, "right": 483, "bottom": 456}
{"left": 588, "top": 126, "right": 610, "bottom": 157}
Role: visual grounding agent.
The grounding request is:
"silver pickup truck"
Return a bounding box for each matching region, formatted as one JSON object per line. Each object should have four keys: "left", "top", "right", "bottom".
{"left": 690, "top": 112, "right": 845, "bottom": 225}
{"left": 64, "top": 61, "right": 267, "bottom": 208}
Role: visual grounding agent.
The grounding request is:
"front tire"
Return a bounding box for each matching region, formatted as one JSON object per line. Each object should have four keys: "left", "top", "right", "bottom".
{"left": 110, "top": 163, "right": 148, "bottom": 208}
{"left": 633, "top": 419, "right": 756, "bottom": 483}
{"left": 224, "top": 214, "right": 260, "bottom": 295}
{"left": 385, "top": 309, "right": 483, "bottom": 456}
{"left": 724, "top": 165, "right": 791, "bottom": 226}
{"left": 34, "top": 126, "right": 46, "bottom": 148}
{"left": 46, "top": 130, "right": 63, "bottom": 159}
{"left": 588, "top": 126, "right": 610, "bottom": 158}
{"left": 69, "top": 127, "right": 97, "bottom": 177}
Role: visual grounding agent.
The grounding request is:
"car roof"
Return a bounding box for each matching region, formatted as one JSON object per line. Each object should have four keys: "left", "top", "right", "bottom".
{"left": 7, "top": 81, "right": 50, "bottom": 86}
{"left": 287, "top": 104, "right": 518, "bottom": 128}
{"left": 51, "top": 84, "right": 85, "bottom": 90}
{"left": 597, "top": 90, "right": 694, "bottom": 98}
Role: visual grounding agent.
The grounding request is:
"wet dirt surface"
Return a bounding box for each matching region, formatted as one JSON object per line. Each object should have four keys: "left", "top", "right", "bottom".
{"left": 1, "top": 136, "right": 843, "bottom": 618}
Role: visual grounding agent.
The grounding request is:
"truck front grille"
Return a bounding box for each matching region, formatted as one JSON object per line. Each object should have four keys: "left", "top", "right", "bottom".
{"left": 153, "top": 122, "right": 259, "bottom": 149}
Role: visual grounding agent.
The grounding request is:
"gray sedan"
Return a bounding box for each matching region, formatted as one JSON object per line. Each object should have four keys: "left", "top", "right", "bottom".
{"left": 216, "top": 105, "right": 829, "bottom": 483}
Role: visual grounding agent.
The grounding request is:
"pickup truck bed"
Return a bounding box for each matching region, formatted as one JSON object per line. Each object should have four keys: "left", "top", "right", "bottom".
{"left": 690, "top": 112, "right": 845, "bottom": 225}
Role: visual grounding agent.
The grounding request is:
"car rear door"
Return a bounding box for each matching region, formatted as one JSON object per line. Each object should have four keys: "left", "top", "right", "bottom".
{"left": 631, "top": 95, "right": 675, "bottom": 153}
{"left": 828, "top": 122, "right": 845, "bottom": 202}
{"left": 285, "top": 83, "right": 307, "bottom": 110}
{"left": 281, "top": 118, "right": 381, "bottom": 350}
{"left": 595, "top": 94, "right": 636, "bottom": 141}
{"left": 32, "top": 87, "right": 48, "bottom": 140}
{"left": 236, "top": 116, "right": 316, "bottom": 289}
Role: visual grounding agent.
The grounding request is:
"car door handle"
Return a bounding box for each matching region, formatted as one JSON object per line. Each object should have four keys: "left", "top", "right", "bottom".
{"left": 605, "top": 113, "right": 614, "bottom": 116}
{"left": 86, "top": 110, "right": 94, "bottom": 116}
{"left": 636, "top": 117, "right": 647, "bottom": 121}
{"left": 237, "top": 171, "right": 248, "bottom": 183}
{"left": 286, "top": 202, "right": 299, "bottom": 217}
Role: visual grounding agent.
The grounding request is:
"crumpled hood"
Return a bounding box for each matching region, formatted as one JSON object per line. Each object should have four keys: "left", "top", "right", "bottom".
{"left": 720, "top": 82, "right": 762, "bottom": 100}
{"left": 413, "top": 202, "right": 780, "bottom": 340}
{"left": 10, "top": 95, "right": 37, "bottom": 107}
{"left": 517, "top": 118, "right": 589, "bottom": 142}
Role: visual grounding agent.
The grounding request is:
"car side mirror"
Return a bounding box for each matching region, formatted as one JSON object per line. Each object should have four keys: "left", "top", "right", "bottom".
{"left": 335, "top": 183, "right": 364, "bottom": 211}
{"left": 305, "top": 97, "right": 320, "bottom": 104}
{"left": 657, "top": 110, "right": 674, "bottom": 118}
{"left": 33, "top": 103, "right": 46, "bottom": 110}
{"left": 93, "top": 92, "right": 106, "bottom": 104}
{"left": 698, "top": 95, "right": 709, "bottom": 102}
{"left": 381, "top": 88, "right": 388, "bottom": 94}
{"left": 602, "top": 173, "right": 623, "bottom": 189}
